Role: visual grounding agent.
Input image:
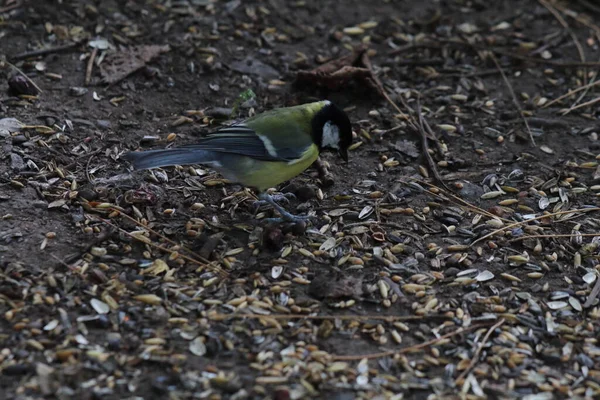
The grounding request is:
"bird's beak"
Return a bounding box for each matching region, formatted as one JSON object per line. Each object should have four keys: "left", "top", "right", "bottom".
{"left": 339, "top": 148, "right": 348, "bottom": 162}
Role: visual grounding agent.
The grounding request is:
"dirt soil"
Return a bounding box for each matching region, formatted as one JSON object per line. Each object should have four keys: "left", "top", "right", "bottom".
{"left": 1, "top": 0, "right": 600, "bottom": 399}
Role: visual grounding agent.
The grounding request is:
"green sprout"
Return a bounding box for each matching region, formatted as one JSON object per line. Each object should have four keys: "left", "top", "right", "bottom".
{"left": 230, "top": 89, "right": 256, "bottom": 118}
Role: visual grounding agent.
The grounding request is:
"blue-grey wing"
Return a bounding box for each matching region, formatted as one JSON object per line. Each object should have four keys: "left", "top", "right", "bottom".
{"left": 180, "top": 124, "right": 304, "bottom": 162}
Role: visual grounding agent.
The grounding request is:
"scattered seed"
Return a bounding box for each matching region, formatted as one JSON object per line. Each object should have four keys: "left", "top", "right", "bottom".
{"left": 133, "top": 294, "right": 162, "bottom": 305}
{"left": 319, "top": 237, "right": 336, "bottom": 251}
{"left": 189, "top": 337, "right": 207, "bottom": 356}
{"left": 438, "top": 124, "right": 457, "bottom": 132}
{"left": 343, "top": 26, "right": 365, "bottom": 35}
{"left": 540, "top": 145, "right": 554, "bottom": 154}
{"left": 547, "top": 301, "right": 568, "bottom": 310}
{"left": 475, "top": 270, "right": 494, "bottom": 281}
{"left": 481, "top": 191, "right": 505, "bottom": 199}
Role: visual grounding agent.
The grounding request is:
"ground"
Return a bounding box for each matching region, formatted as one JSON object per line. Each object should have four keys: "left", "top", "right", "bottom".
{"left": 1, "top": 0, "right": 600, "bottom": 399}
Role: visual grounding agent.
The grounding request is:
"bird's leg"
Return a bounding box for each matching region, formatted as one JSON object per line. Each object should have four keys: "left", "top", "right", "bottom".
{"left": 256, "top": 192, "right": 313, "bottom": 223}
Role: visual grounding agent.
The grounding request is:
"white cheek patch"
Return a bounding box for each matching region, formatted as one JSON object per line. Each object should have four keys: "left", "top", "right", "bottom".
{"left": 322, "top": 121, "right": 340, "bottom": 149}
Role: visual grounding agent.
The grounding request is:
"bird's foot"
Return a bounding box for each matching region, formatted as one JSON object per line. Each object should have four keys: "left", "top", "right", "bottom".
{"left": 274, "top": 192, "right": 297, "bottom": 202}
{"left": 256, "top": 193, "right": 316, "bottom": 223}
{"left": 252, "top": 192, "right": 296, "bottom": 209}
{"left": 264, "top": 213, "right": 314, "bottom": 224}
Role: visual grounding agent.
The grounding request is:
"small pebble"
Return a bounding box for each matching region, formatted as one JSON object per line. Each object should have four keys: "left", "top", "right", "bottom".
{"left": 69, "top": 86, "right": 89, "bottom": 96}
{"left": 96, "top": 120, "right": 112, "bottom": 129}
{"left": 8, "top": 75, "right": 39, "bottom": 95}
{"left": 10, "top": 153, "right": 26, "bottom": 172}
{"left": 12, "top": 135, "right": 28, "bottom": 145}
{"left": 262, "top": 226, "right": 284, "bottom": 251}
{"left": 295, "top": 186, "right": 316, "bottom": 202}
{"left": 78, "top": 188, "right": 98, "bottom": 201}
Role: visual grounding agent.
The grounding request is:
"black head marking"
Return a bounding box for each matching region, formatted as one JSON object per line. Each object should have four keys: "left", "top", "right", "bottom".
{"left": 311, "top": 101, "right": 352, "bottom": 161}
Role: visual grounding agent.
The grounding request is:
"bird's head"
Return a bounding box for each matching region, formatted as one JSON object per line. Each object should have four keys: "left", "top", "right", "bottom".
{"left": 312, "top": 101, "right": 353, "bottom": 162}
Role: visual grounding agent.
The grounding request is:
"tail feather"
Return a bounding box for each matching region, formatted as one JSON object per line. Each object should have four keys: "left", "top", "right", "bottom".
{"left": 123, "top": 149, "right": 217, "bottom": 170}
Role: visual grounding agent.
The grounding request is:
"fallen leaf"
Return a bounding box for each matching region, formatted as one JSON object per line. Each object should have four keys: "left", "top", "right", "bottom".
{"left": 100, "top": 44, "right": 170, "bottom": 84}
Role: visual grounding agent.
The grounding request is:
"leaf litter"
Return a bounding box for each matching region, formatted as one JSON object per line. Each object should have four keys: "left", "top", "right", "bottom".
{"left": 1, "top": 0, "right": 600, "bottom": 399}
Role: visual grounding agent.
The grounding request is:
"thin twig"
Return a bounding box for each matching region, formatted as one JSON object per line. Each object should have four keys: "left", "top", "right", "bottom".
{"left": 416, "top": 97, "right": 449, "bottom": 190}
{"left": 553, "top": 2, "right": 600, "bottom": 35}
{"left": 569, "top": 70, "right": 598, "bottom": 111}
{"left": 470, "top": 207, "right": 600, "bottom": 247}
{"left": 342, "top": 221, "right": 424, "bottom": 241}
{"left": 538, "top": 0, "right": 586, "bottom": 84}
{"left": 441, "top": 68, "right": 503, "bottom": 78}
{"left": 315, "top": 201, "right": 407, "bottom": 211}
{"left": 63, "top": 227, "right": 116, "bottom": 264}
{"left": 85, "top": 47, "right": 98, "bottom": 86}
{"left": 361, "top": 52, "right": 450, "bottom": 192}
{"left": 542, "top": 80, "right": 600, "bottom": 108}
{"left": 374, "top": 125, "right": 405, "bottom": 135}
{"left": 10, "top": 40, "right": 84, "bottom": 61}
{"left": 560, "top": 96, "right": 600, "bottom": 114}
{"left": 332, "top": 322, "right": 494, "bottom": 361}
{"left": 112, "top": 210, "right": 228, "bottom": 277}
{"left": 455, "top": 319, "right": 506, "bottom": 384}
{"left": 85, "top": 152, "right": 95, "bottom": 184}
{"left": 99, "top": 215, "right": 228, "bottom": 278}
{"left": 509, "top": 232, "right": 600, "bottom": 242}
{"left": 421, "top": 114, "right": 447, "bottom": 157}
{"left": 443, "top": 38, "right": 600, "bottom": 67}
{"left": 389, "top": 39, "right": 600, "bottom": 67}
{"left": 49, "top": 253, "right": 79, "bottom": 271}
{"left": 209, "top": 313, "right": 442, "bottom": 322}
{"left": 577, "top": 0, "right": 600, "bottom": 14}
{"left": 361, "top": 52, "right": 416, "bottom": 130}
{"left": 490, "top": 53, "right": 535, "bottom": 146}
{"left": 4, "top": 60, "right": 43, "bottom": 94}
{"left": 403, "top": 179, "right": 513, "bottom": 223}
{"left": 584, "top": 277, "right": 600, "bottom": 308}
{"left": 0, "top": 1, "right": 21, "bottom": 14}
{"left": 38, "top": 148, "right": 103, "bottom": 178}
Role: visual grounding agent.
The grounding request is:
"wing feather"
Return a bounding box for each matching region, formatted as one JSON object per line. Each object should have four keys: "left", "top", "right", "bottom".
{"left": 180, "top": 124, "right": 303, "bottom": 161}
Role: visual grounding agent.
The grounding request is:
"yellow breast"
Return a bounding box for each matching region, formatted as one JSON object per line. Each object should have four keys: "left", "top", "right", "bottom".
{"left": 233, "top": 144, "right": 319, "bottom": 191}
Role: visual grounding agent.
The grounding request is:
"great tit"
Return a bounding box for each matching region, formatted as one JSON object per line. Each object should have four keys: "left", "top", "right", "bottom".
{"left": 123, "top": 100, "right": 352, "bottom": 222}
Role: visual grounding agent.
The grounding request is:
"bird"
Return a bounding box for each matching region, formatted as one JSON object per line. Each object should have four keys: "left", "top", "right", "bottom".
{"left": 122, "top": 100, "right": 353, "bottom": 222}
